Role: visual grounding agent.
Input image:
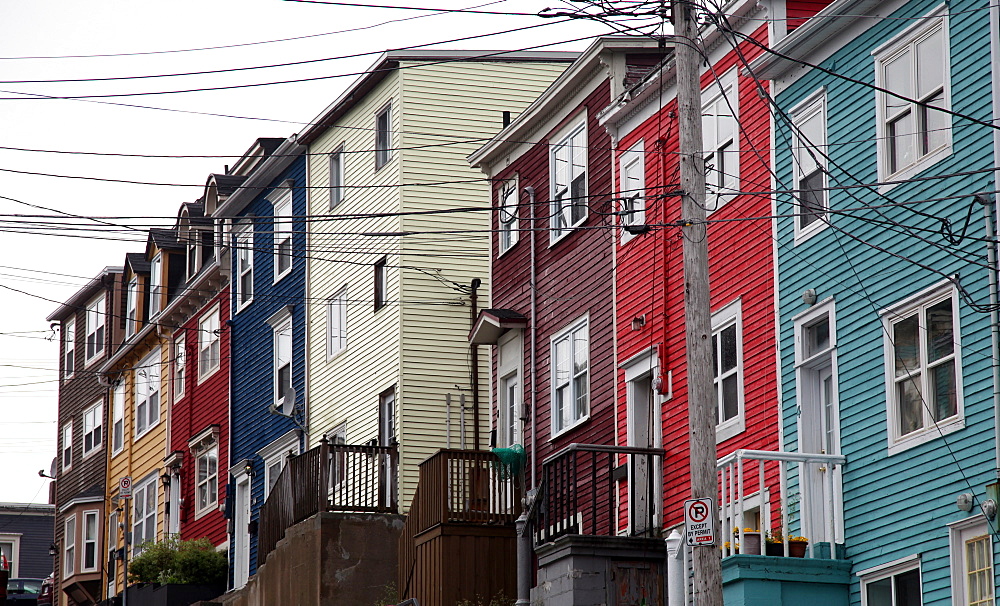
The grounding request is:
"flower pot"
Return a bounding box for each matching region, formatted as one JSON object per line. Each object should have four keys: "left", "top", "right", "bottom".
{"left": 789, "top": 541, "right": 808, "bottom": 558}
{"left": 741, "top": 532, "right": 762, "bottom": 555}
{"left": 765, "top": 542, "right": 784, "bottom": 557}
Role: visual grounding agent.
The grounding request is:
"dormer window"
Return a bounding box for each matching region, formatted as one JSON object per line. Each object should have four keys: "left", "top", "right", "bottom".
{"left": 187, "top": 229, "right": 201, "bottom": 280}
{"left": 149, "top": 254, "right": 162, "bottom": 318}
{"left": 126, "top": 277, "right": 138, "bottom": 339}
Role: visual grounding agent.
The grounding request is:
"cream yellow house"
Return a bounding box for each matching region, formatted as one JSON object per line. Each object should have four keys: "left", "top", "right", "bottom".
{"left": 300, "top": 50, "right": 575, "bottom": 512}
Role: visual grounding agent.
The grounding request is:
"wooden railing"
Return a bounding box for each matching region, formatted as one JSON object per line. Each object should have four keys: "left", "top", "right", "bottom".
{"left": 537, "top": 443, "right": 665, "bottom": 544}
{"left": 257, "top": 439, "right": 399, "bottom": 564}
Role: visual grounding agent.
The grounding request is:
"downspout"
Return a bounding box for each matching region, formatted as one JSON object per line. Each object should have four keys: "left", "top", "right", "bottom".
{"left": 470, "top": 278, "right": 482, "bottom": 450}
{"left": 524, "top": 186, "right": 538, "bottom": 489}
{"left": 981, "top": 198, "right": 1000, "bottom": 479}
{"left": 990, "top": 0, "right": 1000, "bottom": 481}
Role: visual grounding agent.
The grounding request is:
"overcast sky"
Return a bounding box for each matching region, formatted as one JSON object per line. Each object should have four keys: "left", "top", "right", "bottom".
{"left": 0, "top": 0, "right": 618, "bottom": 503}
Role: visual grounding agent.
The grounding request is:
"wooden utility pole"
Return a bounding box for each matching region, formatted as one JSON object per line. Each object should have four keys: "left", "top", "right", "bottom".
{"left": 672, "top": 0, "right": 724, "bottom": 603}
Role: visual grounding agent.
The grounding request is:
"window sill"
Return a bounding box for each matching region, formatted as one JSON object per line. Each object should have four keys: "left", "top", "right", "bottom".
{"left": 548, "top": 221, "right": 586, "bottom": 248}
{"left": 234, "top": 299, "right": 253, "bottom": 315}
{"left": 887, "top": 415, "right": 964, "bottom": 456}
{"left": 498, "top": 241, "right": 518, "bottom": 258}
{"left": 84, "top": 353, "right": 104, "bottom": 368}
{"left": 273, "top": 267, "right": 292, "bottom": 285}
{"left": 134, "top": 421, "right": 160, "bottom": 443}
{"left": 326, "top": 348, "right": 347, "bottom": 363}
{"left": 794, "top": 218, "right": 829, "bottom": 245}
{"left": 550, "top": 414, "right": 591, "bottom": 441}
{"left": 82, "top": 447, "right": 102, "bottom": 460}
{"left": 716, "top": 416, "right": 745, "bottom": 443}
{"left": 878, "top": 144, "right": 951, "bottom": 194}
{"left": 194, "top": 503, "right": 218, "bottom": 521}
{"left": 197, "top": 365, "right": 221, "bottom": 385}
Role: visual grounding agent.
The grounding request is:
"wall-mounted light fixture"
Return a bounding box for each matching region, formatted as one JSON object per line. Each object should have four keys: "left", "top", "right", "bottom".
{"left": 631, "top": 315, "right": 646, "bottom": 331}
{"left": 802, "top": 289, "right": 817, "bottom": 306}
{"left": 48, "top": 543, "right": 58, "bottom": 557}
{"left": 957, "top": 492, "right": 975, "bottom": 512}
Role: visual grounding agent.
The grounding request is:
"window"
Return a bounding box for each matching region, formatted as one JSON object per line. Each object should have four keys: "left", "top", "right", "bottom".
{"left": 328, "top": 424, "right": 347, "bottom": 492}
{"left": 379, "top": 388, "right": 396, "bottom": 446}
{"left": 330, "top": 147, "right": 345, "bottom": 209}
{"left": 149, "top": 254, "right": 162, "bottom": 318}
{"left": 61, "top": 422, "right": 72, "bottom": 472}
{"left": 195, "top": 446, "right": 219, "bottom": 517}
{"left": 187, "top": 229, "right": 201, "bottom": 280}
{"left": 112, "top": 382, "right": 124, "bottom": 455}
{"left": 375, "top": 104, "right": 392, "bottom": 169}
{"left": 327, "top": 288, "right": 347, "bottom": 358}
{"left": 259, "top": 430, "right": 300, "bottom": 498}
{"left": 374, "top": 257, "right": 387, "bottom": 311}
{"left": 126, "top": 277, "right": 138, "bottom": 339}
{"left": 63, "top": 318, "right": 75, "bottom": 379}
{"left": 273, "top": 190, "right": 293, "bottom": 281}
{"left": 132, "top": 476, "right": 157, "bottom": 554}
{"left": 620, "top": 141, "right": 646, "bottom": 238}
{"left": 64, "top": 515, "right": 76, "bottom": 577}
{"left": 702, "top": 70, "right": 739, "bottom": 211}
{"left": 860, "top": 556, "right": 922, "bottom": 606}
{"left": 498, "top": 331, "right": 522, "bottom": 447}
{"left": 135, "top": 349, "right": 161, "bottom": 438}
{"left": 85, "top": 295, "right": 105, "bottom": 363}
{"left": 173, "top": 335, "right": 186, "bottom": 402}
{"left": 274, "top": 317, "right": 292, "bottom": 408}
{"left": 499, "top": 181, "right": 519, "bottom": 254}
{"left": 82, "top": 401, "right": 102, "bottom": 457}
{"left": 82, "top": 510, "right": 98, "bottom": 572}
{"left": 107, "top": 510, "right": 119, "bottom": 593}
{"left": 198, "top": 308, "right": 221, "bottom": 380}
{"left": 551, "top": 316, "right": 589, "bottom": 435}
{"left": 875, "top": 10, "right": 950, "bottom": 181}
{"left": 950, "top": 517, "right": 994, "bottom": 606}
{"left": 550, "top": 121, "right": 587, "bottom": 242}
{"left": 0, "top": 535, "right": 20, "bottom": 578}
{"left": 884, "top": 285, "right": 962, "bottom": 451}
{"left": 712, "top": 300, "right": 744, "bottom": 441}
{"left": 235, "top": 224, "right": 253, "bottom": 309}
{"left": 792, "top": 91, "right": 828, "bottom": 237}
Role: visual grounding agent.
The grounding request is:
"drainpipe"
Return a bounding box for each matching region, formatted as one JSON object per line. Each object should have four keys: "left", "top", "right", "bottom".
{"left": 471, "top": 278, "right": 482, "bottom": 451}
{"left": 980, "top": 197, "right": 1000, "bottom": 479}
{"left": 524, "top": 186, "right": 538, "bottom": 489}
{"left": 990, "top": 0, "right": 1000, "bottom": 481}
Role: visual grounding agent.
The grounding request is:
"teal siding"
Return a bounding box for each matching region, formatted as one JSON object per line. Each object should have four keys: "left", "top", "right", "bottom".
{"left": 773, "top": 1, "right": 997, "bottom": 604}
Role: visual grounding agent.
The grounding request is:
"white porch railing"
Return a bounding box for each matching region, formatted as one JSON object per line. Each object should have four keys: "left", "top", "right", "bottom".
{"left": 717, "top": 449, "right": 846, "bottom": 559}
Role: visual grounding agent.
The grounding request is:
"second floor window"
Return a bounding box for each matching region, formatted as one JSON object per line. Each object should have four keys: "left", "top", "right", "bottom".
{"left": 273, "top": 191, "right": 293, "bottom": 281}
{"left": 64, "top": 515, "right": 76, "bottom": 577}
{"left": 550, "top": 122, "right": 587, "bottom": 242}
{"left": 198, "top": 309, "right": 221, "bottom": 380}
{"left": 620, "top": 142, "right": 646, "bottom": 234}
{"left": 82, "top": 511, "right": 98, "bottom": 572}
{"left": 552, "top": 317, "right": 589, "bottom": 434}
{"left": 702, "top": 71, "right": 739, "bottom": 211}
{"left": 793, "top": 92, "right": 828, "bottom": 235}
{"left": 375, "top": 104, "right": 391, "bottom": 169}
{"left": 61, "top": 422, "right": 72, "bottom": 472}
{"left": 82, "top": 402, "right": 102, "bottom": 456}
{"left": 85, "top": 295, "right": 105, "bottom": 363}
{"left": 196, "top": 446, "right": 219, "bottom": 516}
{"left": 135, "top": 349, "right": 161, "bottom": 438}
{"left": 274, "top": 318, "right": 292, "bottom": 406}
{"left": 132, "top": 478, "right": 157, "bottom": 554}
{"left": 499, "top": 181, "right": 518, "bottom": 254}
{"left": 112, "top": 382, "right": 124, "bottom": 455}
{"left": 327, "top": 289, "right": 347, "bottom": 358}
{"left": 374, "top": 257, "right": 387, "bottom": 311}
{"left": 712, "top": 302, "right": 744, "bottom": 441}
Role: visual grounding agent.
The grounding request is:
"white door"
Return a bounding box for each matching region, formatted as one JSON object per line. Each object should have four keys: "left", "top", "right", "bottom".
{"left": 799, "top": 363, "right": 844, "bottom": 545}
{"left": 233, "top": 476, "right": 251, "bottom": 589}
{"left": 627, "top": 372, "right": 659, "bottom": 536}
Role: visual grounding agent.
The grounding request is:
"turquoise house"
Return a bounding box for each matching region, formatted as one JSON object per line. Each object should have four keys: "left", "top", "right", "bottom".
{"left": 753, "top": 0, "right": 1000, "bottom": 604}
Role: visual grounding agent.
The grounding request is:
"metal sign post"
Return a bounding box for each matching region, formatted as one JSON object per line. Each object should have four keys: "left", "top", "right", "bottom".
{"left": 118, "top": 477, "right": 132, "bottom": 606}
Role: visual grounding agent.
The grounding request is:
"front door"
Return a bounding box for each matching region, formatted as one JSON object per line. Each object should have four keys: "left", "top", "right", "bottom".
{"left": 627, "top": 369, "right": 659, "bottom": 536}
{"left": 799, "top": 348, "right": 844, "bottom": 545}
{"left": 233, "top": 476, "right": 251, "bottom": 589}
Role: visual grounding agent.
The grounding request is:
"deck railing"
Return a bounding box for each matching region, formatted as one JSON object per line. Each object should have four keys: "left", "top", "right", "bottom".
{"left": 257, "top": 439, "right": 399, "bottom": 563}
{"left": 717, "top": 449, "right": 846, "bottom": 558}
{"left": 536, "top": 443, "right": 665, "bottom": 544}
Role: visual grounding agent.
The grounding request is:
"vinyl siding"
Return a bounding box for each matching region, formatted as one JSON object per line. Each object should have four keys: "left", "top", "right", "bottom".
{"left": 773, "top": 1, "right": 996, "bottom": 604}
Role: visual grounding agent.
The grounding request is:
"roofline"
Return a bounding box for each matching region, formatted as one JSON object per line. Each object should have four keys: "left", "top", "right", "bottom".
{"left": 217, "top": 138, "right": 306, "bottom": 217}
{"left": 0, "top": 503, "right": 55, "bottom": 514}
{"left": 467, "top": 36, "right": 662, "bottom": 168}
{"left": 58, "top": 495, "right": 103, "bottom": 514}
{"left": 298, "top": 49, "right": 578, "bottom": 147}
{"left": 46, "top": 266, "right": 122, "bottom": 322}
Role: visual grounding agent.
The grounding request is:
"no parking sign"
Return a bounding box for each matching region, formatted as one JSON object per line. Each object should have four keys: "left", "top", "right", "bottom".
{"left": 684, "top": 497, "right": 715, "bottom": 546}
{"left": 119, "top": 476, "right": 132, "bottom": 498}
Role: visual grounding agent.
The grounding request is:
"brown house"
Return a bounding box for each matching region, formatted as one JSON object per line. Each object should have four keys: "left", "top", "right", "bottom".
{"left": 47, "top": 266, "right": 124, "bottom": 606}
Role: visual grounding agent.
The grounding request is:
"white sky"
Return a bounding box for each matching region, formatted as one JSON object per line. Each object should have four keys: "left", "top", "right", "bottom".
{"left": 0, "top": 0, "right": 613, "bottom": 503}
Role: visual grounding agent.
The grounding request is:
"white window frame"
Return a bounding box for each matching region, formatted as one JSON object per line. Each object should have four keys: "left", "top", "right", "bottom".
{"left": 0, "top": 535, "right": 20, "bottom": 578}
{"left": 85, "top": 295, "right": 105, "bottom": 364}
{"left": 126, "top": 276, "right": 138, "bottom": 339}
{"left": 949, "top": 515, "right": 995, "bottom": 606}
{"left": 112, "top": 381, "right": 125, "bottom": 455}
{"left": 63, "top": 318, "right": 76, "bottom": 379}
{"left": 198, "top": 306, "right": 221, "bottom": 382}
{"left": 620, "top": 140, "right": 646, "bottom": 243}
{"left": 259, "top": 430, "right": 300, "bottom": 498}
{"left": 173, "top": 334, "right": 186, "bottom": 402}
{"left": 374, "top": 257, "right": 388, "bottom": 311}
{"left": 234, "top": 222, "right": 254, "bottom": 312}
{"left": 498, "top": 180, "right": 519, "bottom": 255}
{"left": 149, "top": 253, "right": 163, "bottom": 319}
{"left": 702, "top": 69, "right": 739, "bottom": 212}
{"left": 549, "top": 118, "right": 588, "bottom": 244}
{"left": 82, "top": 509, "right": 99, "bottom": 573}
{"left": 194, "top": 444, "right": 219, "bottom": 519}
{"left": 134, "top": 348, "right": 161, "bottom": 440}
{"left": 273, "top": 187, "right": 293, "bottom": 283}
{"left": 64, "top": 514, "right": 76, "bottom": 577}
{"left": 873, "top": 6, "right": 951, "bottom": 187}
{"left": 327, "top": 288, "right": 348, "bottom": 360}
{"left": 274, "top": 316, "right": 293, "bottom": 410}
{"left": 375, "top": 103, "right": 392, "bottom": 170}
{"left": 497, "top": 330, "right": 523, "bottom": 447}
{"left": 327, "top": 423, "right": 348, "bottom": 493}
{"left": 82, "top": 400, "right": 103, "bottom": 458}
{"left": 712, "top": 299, "right": 745, "bottom": 442}
{"left": 550, "top": 315, "right": 590, "bottom": 437}
{"left": 186, "top": 227, "right": 201, "bottom": 281}
{"left": 330, "top": 145, "right": 345, "bottom": 209}
{"left": 858, "top": 554, "right": 922, "bottom": 606}
{"left": 62, "top": 422, "right": 72, "bottom": 472}
{"left": 881, "top": 282, "right": 964, "bottom": 455}
{"left": 131, "top": 475, "right": 158, "bottom": 555}
{"left": 791, "top": 89, "right": 829, "bottom": 242}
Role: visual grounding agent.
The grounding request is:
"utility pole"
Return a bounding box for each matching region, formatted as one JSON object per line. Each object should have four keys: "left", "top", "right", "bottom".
{"left": 672, "top": 0, "right": 724, "bottom": 603}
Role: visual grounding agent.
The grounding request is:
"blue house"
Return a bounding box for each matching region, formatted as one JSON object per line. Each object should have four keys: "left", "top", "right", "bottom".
{"left": 754, "top": 0, "right": 1000, "bottom": 604}
{"left": 213, "top": 137, "right": 307, "bottom": 589}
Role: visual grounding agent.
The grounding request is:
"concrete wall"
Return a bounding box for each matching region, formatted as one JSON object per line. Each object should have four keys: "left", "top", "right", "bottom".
{"left": 218, "top": 512, "right": 403, "bottom": 606}
{"left": 721, "top": 555, "right": 851, "bottom": 606}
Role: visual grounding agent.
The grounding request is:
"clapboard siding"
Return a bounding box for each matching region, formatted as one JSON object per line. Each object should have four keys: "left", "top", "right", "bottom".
{"left": 305, "top": 60, "right": 571, "bottom": 512}
{"left": 771, "top": 1, "right": 997, "bottom": 604}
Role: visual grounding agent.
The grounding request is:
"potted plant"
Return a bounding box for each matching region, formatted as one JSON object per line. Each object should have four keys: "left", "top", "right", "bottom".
{"left": 738, "top": 528, "right": 762, "bottom": 555}
{"left": 765, "top": 529, "right": 784, "bottom": 556}
{"left": 127, "top": 537, "right": 226, "bottom": 606}
{"left": 788, "top": 535, "right": 809, "bottom": 558}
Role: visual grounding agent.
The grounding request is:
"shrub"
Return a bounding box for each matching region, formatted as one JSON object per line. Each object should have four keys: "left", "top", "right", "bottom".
{"left": 128, "top": 538, "right": 226, "bottom": 586}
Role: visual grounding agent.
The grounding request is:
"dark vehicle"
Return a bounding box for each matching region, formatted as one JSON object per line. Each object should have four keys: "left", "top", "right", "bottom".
{"left": 5, "top": 579, "right": 44, "bottom": 606}
{"left": 35, "top": 577, "right": 52, "bottom": 606}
